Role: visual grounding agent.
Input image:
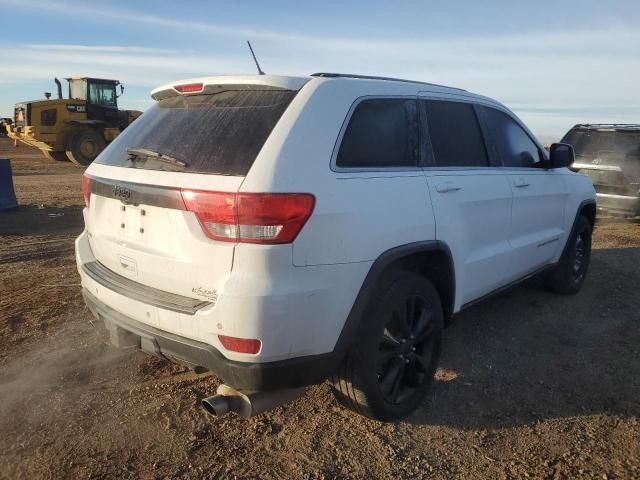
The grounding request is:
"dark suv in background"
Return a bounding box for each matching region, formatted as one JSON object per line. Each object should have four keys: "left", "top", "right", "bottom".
{"left": 564, "top": 124, "right": 640, "bottom": 217}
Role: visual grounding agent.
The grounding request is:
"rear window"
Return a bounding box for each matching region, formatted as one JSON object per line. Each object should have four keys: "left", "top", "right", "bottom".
{"left": 563, "top": 129, "right": 640, "bottom": 163}
{"left": 563, "top": 128, "right": 640, "bottom": 183}
{"left": 96, "top": 89, "right": 296, "bottom": 176}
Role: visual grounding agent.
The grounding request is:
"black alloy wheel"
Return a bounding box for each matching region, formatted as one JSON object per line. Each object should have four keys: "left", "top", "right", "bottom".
{"left": 377, "top": 295, "right": 440, "bottom": 405}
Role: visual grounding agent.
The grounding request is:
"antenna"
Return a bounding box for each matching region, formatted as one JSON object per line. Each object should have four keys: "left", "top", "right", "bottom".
{"left": 246, "top": 41, "right": 265, "bottom": 75}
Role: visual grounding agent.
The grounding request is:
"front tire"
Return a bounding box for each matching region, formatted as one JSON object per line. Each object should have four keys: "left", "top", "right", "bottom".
{"left": 544, "top": 215, "right": 592, "bottom": 295}
{"left": 66, "top": 129, "right": 105, "bottom": 167}
{"left": 332, "top": 271, "right": 444, "bottom": 421}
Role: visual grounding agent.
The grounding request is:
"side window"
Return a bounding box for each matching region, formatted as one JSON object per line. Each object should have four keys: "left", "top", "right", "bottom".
{"left": 480, "top": 106, "right": 541, "bottom": 167}
{"left": 423, "top": 100, "right": 488, "bottom": 167}
{"left": 69, "top": 79, "right": 87, "bottom": 100}
{"left": 89, "top": 83, "right": 117, "bottom": 107}
{"left": 40, "top": 109, "right": 57, "bottom": 126}
{"left": 336, "top": 98, "right": 419, "bottom": 168}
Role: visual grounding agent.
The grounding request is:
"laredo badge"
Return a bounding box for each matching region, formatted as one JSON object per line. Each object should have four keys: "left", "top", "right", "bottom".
{"left": 192, "top": 287, "right": 218, "bottom": 303}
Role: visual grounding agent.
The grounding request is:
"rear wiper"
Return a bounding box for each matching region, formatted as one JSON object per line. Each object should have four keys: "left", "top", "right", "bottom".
{"left": 126, "top": 147, "right": 187, "bottom": 168}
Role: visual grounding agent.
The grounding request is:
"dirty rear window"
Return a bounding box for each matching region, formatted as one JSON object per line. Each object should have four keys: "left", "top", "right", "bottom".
{"left": 95, "top": 90, "right": 296, "bottom": 176}
{"left": 563, "top": 129, "right": 640, "bottom": 162}
{"left": 563, "top": 129, "right": 640, "bottom": 184}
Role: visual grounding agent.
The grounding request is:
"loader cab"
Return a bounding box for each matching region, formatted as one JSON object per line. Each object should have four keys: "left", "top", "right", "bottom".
{"left": 67, "top": 77, "right": 121, "bottom": 128}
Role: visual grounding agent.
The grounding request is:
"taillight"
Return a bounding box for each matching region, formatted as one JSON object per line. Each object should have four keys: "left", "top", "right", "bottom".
{"left": 218, "top": 335, "right": 261, "bottom": 354}
{"left": 180, "top": 190, "right": 315, "bottom": 244}
{"left": 174, "top": 83, "right": 204, "bottom": 93}
{"left": 82, "top": 174, "right": 92, "bottom": 207}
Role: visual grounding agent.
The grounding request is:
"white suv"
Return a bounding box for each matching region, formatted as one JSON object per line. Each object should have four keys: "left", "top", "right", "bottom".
{"left": 76, "top": 73, "right": 596, "bottom": 420}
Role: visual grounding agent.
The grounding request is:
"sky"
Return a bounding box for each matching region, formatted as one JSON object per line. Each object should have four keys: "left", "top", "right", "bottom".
{"left": 0, "top": 0, "right": 638, "bottom": 141}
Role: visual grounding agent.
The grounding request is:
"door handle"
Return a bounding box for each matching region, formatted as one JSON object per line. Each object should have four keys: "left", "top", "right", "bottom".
{"left": 435, "top": 182, "right": 463, "bottom": 193}
{"left": 513, "top": 178, "right": 531, "bottom": 188}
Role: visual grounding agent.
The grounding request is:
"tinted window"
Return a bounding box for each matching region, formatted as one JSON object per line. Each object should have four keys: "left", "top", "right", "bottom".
{"left": 480, "top": 106, "right": 540, "bottom": 167}
{"left": 564, "top": 128, "right": 640, "bottom": 184}
{"left": 96, "top": 90, "right": 296, "bottom": 176}
{"left": 562, "top": 129, "right": 640, "bottom": 158}
{"left": 89, "top": 82, "right": 117, "bottom": 107}
{"left": 423, "top": 100, "right": 488, "bottom": 167}
{"left": 336, "top": 98, "right": 419, "bottom": 168}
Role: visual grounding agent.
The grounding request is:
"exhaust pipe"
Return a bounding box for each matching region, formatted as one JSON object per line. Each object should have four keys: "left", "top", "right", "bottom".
{"left": 54, "top": 78, "right": 62, "bottom": 99}
{"left": 201, "top": 384, "right": 305, "bottom": 418}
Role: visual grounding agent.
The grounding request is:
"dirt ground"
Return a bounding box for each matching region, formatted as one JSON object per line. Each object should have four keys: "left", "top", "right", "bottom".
{"left": 0, "top": 137, "right": 638, "bottom": 480}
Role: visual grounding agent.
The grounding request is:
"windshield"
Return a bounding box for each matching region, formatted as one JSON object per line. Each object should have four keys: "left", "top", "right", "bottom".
{"left": 89, "top": 82, "right": 117, "bottom": 107}
{"left": 95, "top": 89, "right": 296, "bottom": 176}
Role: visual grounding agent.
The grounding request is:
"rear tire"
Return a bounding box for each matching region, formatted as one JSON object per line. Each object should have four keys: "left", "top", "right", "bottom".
{"left": 332, "top": 270, "right": 444, "bottom": 421}
{"left": 66, "top": 129, "right": 105, "bottom": 167}
{"left": 42, "top": 150, "right": 70, "bottom": 162}
{"left": 543, "top": 215, "right": 592, "bottom": 295}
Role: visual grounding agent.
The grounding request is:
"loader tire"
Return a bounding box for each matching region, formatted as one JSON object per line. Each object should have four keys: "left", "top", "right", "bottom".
{"left": 66, "top": 129, "right": 105, "bottom": 167}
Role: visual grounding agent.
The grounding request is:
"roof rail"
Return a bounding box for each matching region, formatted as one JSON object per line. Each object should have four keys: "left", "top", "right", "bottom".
{"left": 572, "top": 123, "right": 640, "bottom": 130}
{"left": 310, "top": 72, "right": 467, "bottom": 92}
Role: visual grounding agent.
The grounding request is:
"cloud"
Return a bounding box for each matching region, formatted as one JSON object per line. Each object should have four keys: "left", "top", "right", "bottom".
{"left": 1, "top": 0, "right": 638, "bottom": 135}
{"left": 27, "top": 44, "right": 178, "bottom": 54}
{"left": 0, "top": 0, "right": 314, "bottom": 45}
{"left": 0, "top": 44, "right": 248, "bottom": 86}
{"left": 4, "top": 0, "right": 639, "bottom": 57}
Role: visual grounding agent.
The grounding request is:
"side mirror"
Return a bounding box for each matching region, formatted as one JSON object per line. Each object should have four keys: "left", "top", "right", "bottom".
{"left": 548, "top": 142, "right": 574, "bottom": 169}
{"left": 120, "top": 84, "right": 125, "bottom": 95}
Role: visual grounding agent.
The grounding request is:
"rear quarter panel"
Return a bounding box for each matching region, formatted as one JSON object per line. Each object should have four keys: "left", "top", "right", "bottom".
{"left": 241, "top": 78, "right": 436, "bottom": 266}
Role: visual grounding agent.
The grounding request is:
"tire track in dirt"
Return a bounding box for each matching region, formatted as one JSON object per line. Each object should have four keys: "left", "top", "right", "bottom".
{"left": 1, "top": 137, "right": 639, "bottom": 479}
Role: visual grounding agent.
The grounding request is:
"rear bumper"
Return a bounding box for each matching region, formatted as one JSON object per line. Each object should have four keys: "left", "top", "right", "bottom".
{"left": 83, "top": 288, "right": 337, "bottom": 390}
{"left": 75, "top": 226, "right": 370, "bottom": 364}
{"left": 596, "top": 192, "right": 640, "bottom": 217}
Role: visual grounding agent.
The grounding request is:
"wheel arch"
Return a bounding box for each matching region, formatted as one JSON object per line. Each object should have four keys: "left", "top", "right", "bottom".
{"left": 332, "top": 241, "right": 455, "bottom": 361}
{"left": 580, "top": 201, "right": 596, "bottom": 230}
{"left": 385, "top": 245, "right": 455, "bottom": 319}
{"left": 560, "top": 199, "right": 596, "bottom": 259}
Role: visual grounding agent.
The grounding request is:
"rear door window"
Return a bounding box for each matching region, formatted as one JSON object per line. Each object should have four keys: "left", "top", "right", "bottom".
{"left": 336, "top": 98, "right": 419, "bottom": 168}
{"left": 96, "top": 89, "right": 296, "bottom": 176}
{"left": 422, "top": 100, "right": 488, "bottom": 167}
{"left": 479, "top": 106, "right": 541, "bottom": 167}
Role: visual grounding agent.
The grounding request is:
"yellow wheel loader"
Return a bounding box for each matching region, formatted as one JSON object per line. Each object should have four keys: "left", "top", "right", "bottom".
{"left": 5, "top": 77, "right": 142, "bottom": 166}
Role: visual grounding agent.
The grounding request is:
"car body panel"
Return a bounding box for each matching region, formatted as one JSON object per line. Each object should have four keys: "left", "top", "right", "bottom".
{"left": 75, "top": 74, "right": 597, "bottom": 390}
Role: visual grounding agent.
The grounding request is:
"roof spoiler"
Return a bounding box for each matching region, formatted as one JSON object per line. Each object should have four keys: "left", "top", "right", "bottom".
{"left": 151, "top": 75, "right": 309, "bottom": 101}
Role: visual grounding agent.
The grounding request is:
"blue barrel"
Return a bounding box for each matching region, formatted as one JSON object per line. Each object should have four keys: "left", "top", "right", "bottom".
{"left": 0, "top": 157, "right": 18, "bottom": 210}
